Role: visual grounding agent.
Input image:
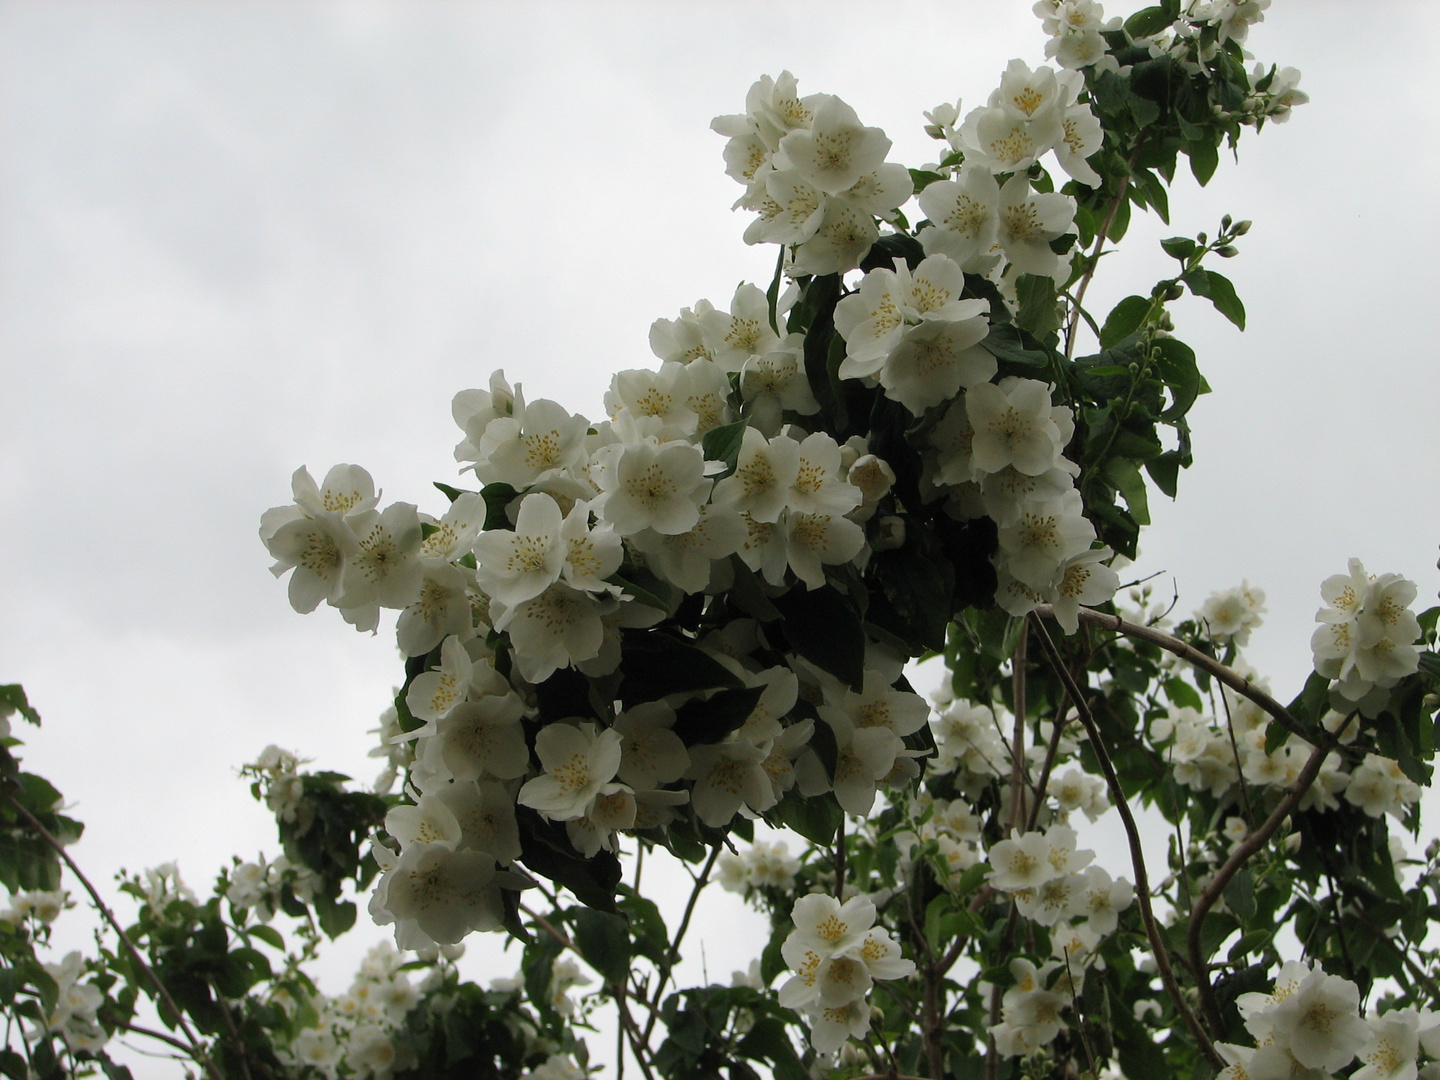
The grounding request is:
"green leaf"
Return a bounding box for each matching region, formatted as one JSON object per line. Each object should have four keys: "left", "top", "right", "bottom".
{"left": 1104, "top": 457, "right": 1151, "bottom": 526}
{"left": 618, "top": 891, "right": 669, "bottom": 966}
{"left": 619, "top": 632, "right": 743, "bottom": 701}
{"left": 672, "top": 686, "right": 766, "bottom": 747}
{"left": 570, "top": 908, "right": 631, "bottom": 985}
{"left": 0, "top": 685, "right": 39, "bottom": 726}
{"left": 909, "top": 168, "right": 946, "bottom": 193}
{"left": 700, "top": 419, "right": 748, "bottom": 476}
{"left": 432, "top": 481, "right": 472, "bottom": 503}
{"left": 1099, "top": 295, "right": 1151, "bottom": 348}
{"left": 1160, "top": 236, "right": 1197, "bottom": 262}
{"left": 1189, "top": 136, "right": 1220, "bottom": 186}
{"left": 770, "top": 789, "right": 842, "bottom": 846}
{"left": 980, "top": 323, "right": 1053, "bottom": 369}
{"left": 1419, "top": 652, "right": 1440, "bottom": 681}
{"left": 0, "top": 1050, "right": 28, "bottom": 1080}
{"left": 1151, "top": 336, "right": 1205, "bottom": 421}
{"left": 1223, "top": 867, "right": 1257, "bottom": 921}
{"left": 1124, "top": 5, "right": 1174, "bottom": 38}
{"left": 772, "top": 585, "right": 865, "bottom": 690}
{"left": 1163, "top": 676, "right": 1203, "bottom": 711}
{"left": 479, "top": 482, "right": 520, "bottom": 530}
{"left": 1014, "top": 273, "right": 1062, "bottom": 337}
{"left": 246, "top": 924, "right": 285, "bottom": 950}
{"left": 1145, "top": 451, "right": 1183, "bottom": 498}
{"left": 1200, "top": 270, "right": 1246, "bottom": 330}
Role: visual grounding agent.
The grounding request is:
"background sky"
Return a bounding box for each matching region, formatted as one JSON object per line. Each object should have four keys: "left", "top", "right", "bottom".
{"left": 1, "top": 2, "right": 1437, "bottom": 1074}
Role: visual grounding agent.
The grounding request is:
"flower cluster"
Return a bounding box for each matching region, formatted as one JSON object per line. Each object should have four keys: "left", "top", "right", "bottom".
{"left": 718, "top": 837, "right": 800, "bottom": 895}
{"left": 275, "top": 943, "right": 426, "bottom": 1079}
{"left": 38, "top": 952, "right": 107, "bottom": 1054}
{"left": 778, "top": 893, "right": 914, "bottom": 1054}
{"left": 711, "top": 74, "right": 910, "bottom": 278}
{"left": 1311, "top": 559, "right": 1422, "bottom": 712}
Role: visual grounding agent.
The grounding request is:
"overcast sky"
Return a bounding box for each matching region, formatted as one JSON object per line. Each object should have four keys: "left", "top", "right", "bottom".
{"left": 1, "top": 2, "right": 1437, "bottom": 1073}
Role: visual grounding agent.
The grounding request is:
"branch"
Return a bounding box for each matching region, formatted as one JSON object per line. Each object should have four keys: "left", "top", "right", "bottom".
{"left": 641, "top": 844, "right": 722, "bottom": 1045}
{"left": 1186, "top": 716, "right": 1351, "bottom": 1033}
{"left": 1064, "top": 140, "right": 1145, "bottom": 361}
{"left": 1032, "top": 604, "right": 1313, "bottom": 743}
{"left": 1028, "top": 615, "right": 1223, "bottom": 1070}
{"left": 5, "top": 794, "right": 222, "bottom": 1080}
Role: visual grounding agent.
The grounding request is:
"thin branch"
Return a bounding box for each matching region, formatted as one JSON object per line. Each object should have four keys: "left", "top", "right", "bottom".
{"left": 115, "top": 1020, "right": 197, "bottom": 1055}
{"left": 1028, "top": 614, "right": 1223, "bottom": 1070}
{"left": 6, "top": 794, "right": 221, "bottom": 1080}
{"left": 1186, "top": 715, "right": 1352, "bottom": 1033}
{"left": 835, "top": 814, "right": 847, "bottom": 900}
{"left": 1027, "top": 694, "right": 1073, "bottom": 833}
{"left": 1007, "top": 627, "right": 1029, "bottom": 832}
{"left": 207, "top": 976, "right": 254, "bottom": 1080}
{"left": 1064, "top": 140, "right": 1145, "bottom": 361}
{"left": 641, "top": 844, "right": 722, "bottom": 1045}
{"left": 1033, "top": 604, "right": 1312, "bottom": 743}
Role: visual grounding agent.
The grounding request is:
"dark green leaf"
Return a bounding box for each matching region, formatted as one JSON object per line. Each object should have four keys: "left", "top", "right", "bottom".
{"left": 1104, "top": 458, "right": 1150, "bottom": 526}
{"left": 1189, "top": 136, "right": 1220, "bottom": 186}
{"left": 1151, "top": 336, "right": 1204, "bottom": 421}
{"left": 1223, "top": 867, "right": 1257, "bottom": 921}
{"left": 672, "top": 686, "right": 767, "bottom": 747}
{"left": 619, "top": 632, "right": 743, "bottom": 701}
{"left": 1145, "top": 451, "right": 1182, "bottom": 498}
{"left": 479, "top": 483, "right": 519, "bottom": 530}
{"left": 770, "top": 789, "right": 842, "bottom": 846}
{"left": 772, "top": 585, "right": 865, "bottom": 690}
{"left": 1099, "top": 295, "right": 1151, "bottom": 348}
{"left": 700, "top": 420, "right": 748, "bottom": 476}
{"left": 570, "top": 908, "right": 631, "bottom": 985}
{"left": 1201, "top": 270, "right": 1245, "bottom": 330}
{"left": 433, "top": 481, "right": 473, "bottom": 503}
{"left": 1124, "top": 5, "right": 1174, "bottom": 38}
{"left": 0, "top": 685, "right": 39, "bottom": 726}
{"left": 1014, "top": 273, "right": 1062, "bottom": 337}
{"left": 1160, "top": 236, "right": 1197, "bottom": 262}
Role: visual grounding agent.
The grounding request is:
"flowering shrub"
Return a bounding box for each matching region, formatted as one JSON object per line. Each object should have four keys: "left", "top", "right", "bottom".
{"left": 3, "top": 3, "right": 1440, "bottom": 1079}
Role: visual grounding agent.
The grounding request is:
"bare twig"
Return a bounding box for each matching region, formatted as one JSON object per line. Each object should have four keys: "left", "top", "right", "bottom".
{"left": 1186, "top": 715, "right": 1352, "bottom": 1033}
{"left": 641, "top": 844, "right": 722, "bottom": 1046}
{"left": 1028, "top": 615, "right": 1223, "bottom": 1070}
{"left": 1033, "top": 604, "right": 1312, "bottom": 743}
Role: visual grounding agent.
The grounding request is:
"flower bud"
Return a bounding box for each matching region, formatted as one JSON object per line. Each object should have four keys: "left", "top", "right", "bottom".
{"left": 874, "top": 515, "right": 906, "bottom": 550}
{"left": 1220, "top": 214, "right": 1233, "bottom": 231}
{"left": 1164, "top": 283, "right": 1184, "bottom": 301}
{"left": 1233, "top": 219, "right": 1253, "bottom": 235}
{"left": 1216, "top": 245, "right": 1239, "bottom": 258}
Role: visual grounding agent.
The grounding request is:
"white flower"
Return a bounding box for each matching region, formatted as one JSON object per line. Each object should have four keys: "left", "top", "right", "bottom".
{"left": 966, "top": 378, "right": 1067, "bottom": 476}
{"left": 1198, "top": 581, "right": 1267, "bottom": 645}
{"left": 995, "top": 173, "right": 1076, "bottom": 279}
{"left": 374, "top": 845, "right": 523, "bottom": 948}
{"left": 517, "top": 722, "right": 623, "bottom": 822}
{"left": 596, "top": 439, "right": 709, "bottom": 536}
{"left": 712, "top": 427, "right": 800, "bottom": 524}
{"left": 339, "top": 502, "right": 425, "bottom": 611}
{"left": 1354, "top": 1010, "right": 1419, "bottom": 1080}
{"left": 473, "top": 493, "right": 567, "bottom": 608}
{"left": 773, "top": 95, "right": 891, "bottom": 196}
{"left": 494, "top": 583, "right": 611, "bottom": 684}
{"left": 475, "top": 397, "right": 590, "bottom": 489}
{"left": 685, "top": 739, "right": 775, "bottom": 827}
{"left": 918, "top": 163, "right": 1000, "bottom": 273}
